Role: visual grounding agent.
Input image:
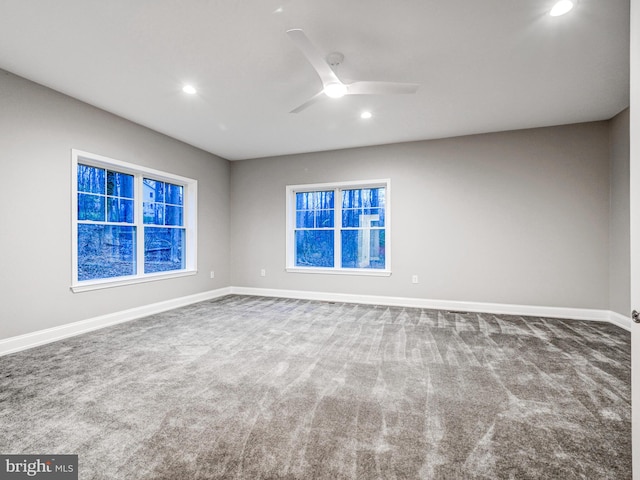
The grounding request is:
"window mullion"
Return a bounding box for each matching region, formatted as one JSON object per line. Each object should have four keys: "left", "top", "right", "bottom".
{"left": 334, "top": 188, "right": 341, "bottom": 269}
{"left": 103, "top": 171, "right": 108, "bottom": 222}
{"left": 135, "top": 174, "right": 145, "bottom": 277}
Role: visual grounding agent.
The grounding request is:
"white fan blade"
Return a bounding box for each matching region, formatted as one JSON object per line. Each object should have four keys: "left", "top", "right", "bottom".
{"left": 347, "top": 81, "right": 419, "bottom": 95}
{"left": 286, "top": 29, "right": 341, "bottom": 88}
{"left": 290, "top": 90, "right": 325, "bottom": 113}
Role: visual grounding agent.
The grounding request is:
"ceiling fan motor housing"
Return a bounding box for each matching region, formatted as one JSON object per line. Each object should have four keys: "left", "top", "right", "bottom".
{"left": 326, "top": 52, "right": 344, "bottom": 67}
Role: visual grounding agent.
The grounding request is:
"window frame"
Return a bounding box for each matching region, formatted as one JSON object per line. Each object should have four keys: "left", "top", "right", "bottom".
{"left": 71, "top": 149, "right": 198, "bottom": 292}
{"left": 285, "top": 179, "right": 391, "bottom": 276}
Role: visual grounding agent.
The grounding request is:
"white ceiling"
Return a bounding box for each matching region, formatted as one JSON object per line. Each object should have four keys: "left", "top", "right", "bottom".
{"left": 0, "top": 0, "right": 630, "bottom": 160}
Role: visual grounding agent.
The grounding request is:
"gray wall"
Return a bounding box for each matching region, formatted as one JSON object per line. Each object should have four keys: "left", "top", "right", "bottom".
{"left": 230, "top": 122, "right": 611, "bottom": 310}
{"left": 0, "top": 70, "right": 230, "bottom": 340}
{"left": 0, "top": 67, "right": 626, "bottom": 343}
{"left": 609, "top": 108, "right": 631, "bottom": 316}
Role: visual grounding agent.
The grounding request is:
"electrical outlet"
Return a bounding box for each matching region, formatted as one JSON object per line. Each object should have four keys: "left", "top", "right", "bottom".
{"left": 412, "top": 275, "right": 419, "bottom": 284}
{"left": 260, "top": 269, "right": 266, "bottom": 277}
{"left": 210, "top": 271, "right": 215, "bottom": 279}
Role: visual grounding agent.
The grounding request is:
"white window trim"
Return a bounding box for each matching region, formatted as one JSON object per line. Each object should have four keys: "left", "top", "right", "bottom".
{"left": 71, "top": 149, "right": 198, "bottom": 292}
{"left": 285, "top": 179, "right": 391, "bottom": 276}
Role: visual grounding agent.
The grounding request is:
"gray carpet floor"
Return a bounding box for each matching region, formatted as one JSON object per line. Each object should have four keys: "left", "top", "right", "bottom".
{"left": 0, "top": 295, "right": 631, "bottom": 479}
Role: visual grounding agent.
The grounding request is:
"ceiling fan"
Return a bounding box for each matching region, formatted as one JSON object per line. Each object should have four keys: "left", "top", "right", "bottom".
{"left": 286, "top": 29, "right": 419, "bottom": 113}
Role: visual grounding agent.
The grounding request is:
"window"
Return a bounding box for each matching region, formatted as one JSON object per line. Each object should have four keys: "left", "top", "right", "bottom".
{"left": 286, "top": 180, "right": 390, "bottom": 275}
{"left": 72, "top": 150, "right": 197, "bottom": 291}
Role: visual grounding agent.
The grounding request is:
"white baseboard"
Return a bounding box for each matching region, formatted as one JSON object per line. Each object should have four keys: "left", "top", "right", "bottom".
{"left": 230, "top": 286, "right": 631, "bottom": 330}
{"left": 608, "top": 310, "right": 633, "bottom": 331}
{"left": 0, "top": 287, "right": 232, "bottom": 356}
{"left": 1, "top": 286, "right": 630, "bottom": 357}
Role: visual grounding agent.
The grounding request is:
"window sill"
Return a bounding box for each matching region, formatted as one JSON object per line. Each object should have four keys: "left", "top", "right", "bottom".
{"left": 71, "top": 270, "right": 197, "bottom": 293}
{"left": 286, "top": 267, "right": 391, "bottom": 277}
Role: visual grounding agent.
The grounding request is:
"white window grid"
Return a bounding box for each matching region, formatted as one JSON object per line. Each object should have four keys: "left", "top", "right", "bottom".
{"left": 71, "top": 149, "right": 198, "bottom": 292}
{"left": 286, "top": 179, "right": 391, "bottom": 276}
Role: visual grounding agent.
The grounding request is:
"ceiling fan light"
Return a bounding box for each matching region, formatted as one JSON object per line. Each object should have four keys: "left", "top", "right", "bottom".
{"left": 324, "top": 83, "right": 347, "bottom": 98}
{"left": 550, "top": 0, "right": 574, "bottom": 16}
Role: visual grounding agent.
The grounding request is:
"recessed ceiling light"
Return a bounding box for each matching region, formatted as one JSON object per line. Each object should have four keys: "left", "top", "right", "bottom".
{"left": 182, "top": 84, "right": 197, "bottom": 95}
{"left": 550, "top": 0, "right": 574, "bottom": 16}
{"left": 360, "top": 111, "right": 372, "bottom": 119}
{"left": 323, "top": 83, "right": 347, "bottom": 98}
